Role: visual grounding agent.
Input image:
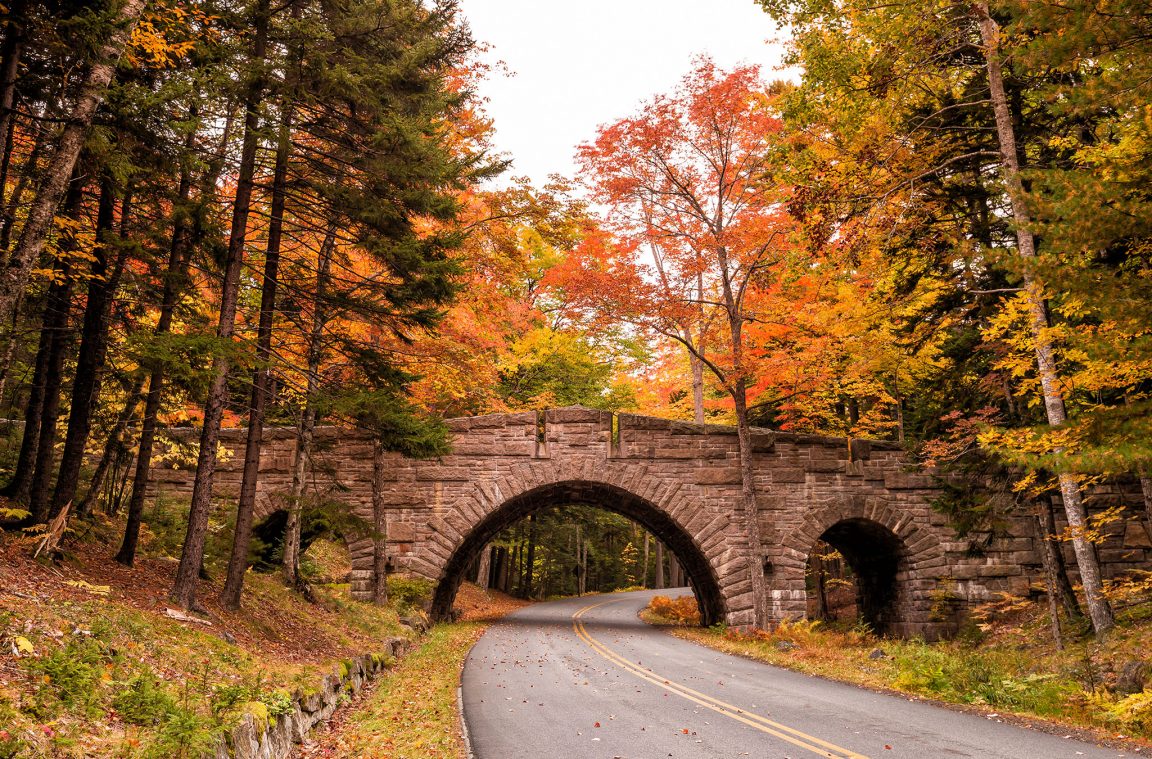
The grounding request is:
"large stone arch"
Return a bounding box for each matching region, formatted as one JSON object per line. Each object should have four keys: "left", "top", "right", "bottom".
{"left": 777, "top": 496, "right": 948, "bottom": 637}
{"left": 427, "top": 479, "right": 727, "bottom": 625}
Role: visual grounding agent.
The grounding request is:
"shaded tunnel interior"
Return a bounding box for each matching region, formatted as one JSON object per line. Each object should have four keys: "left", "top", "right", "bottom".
{"left": 429, "top": 481, "right": 725, "bottom": 626}
{"left": 814, "top": 518, "right": 904, "bottom": 634}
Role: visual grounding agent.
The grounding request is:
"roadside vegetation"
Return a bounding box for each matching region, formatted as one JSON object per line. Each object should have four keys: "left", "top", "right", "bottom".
{"left": 0, "top": 522, "right": 411, "bottom": 758}
{"left": 305, "top": 583, "right": 529, "bottom": 758}
{"left": 645, "top": 592, "right": 1152, "bottom": 746}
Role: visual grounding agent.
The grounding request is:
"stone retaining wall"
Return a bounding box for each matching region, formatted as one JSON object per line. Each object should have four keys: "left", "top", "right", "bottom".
{"left": 207, "top": 636, "right": 408, "bottom": 759}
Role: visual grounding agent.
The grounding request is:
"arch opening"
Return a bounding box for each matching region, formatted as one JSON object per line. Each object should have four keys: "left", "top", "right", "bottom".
{"left": 428, "top": 480, "right": 724, "bottom": 626}
{"left": 806, "top": 518, "right": 906, "bottom": 634}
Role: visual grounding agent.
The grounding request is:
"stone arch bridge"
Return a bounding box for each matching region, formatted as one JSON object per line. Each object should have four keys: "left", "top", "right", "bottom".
{"left": 149, "top": 408, "right": 1151, "bottom": 637}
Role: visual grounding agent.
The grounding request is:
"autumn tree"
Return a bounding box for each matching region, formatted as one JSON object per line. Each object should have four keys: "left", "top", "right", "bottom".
{"left": 570, "top": 60, "right": 796, "bottom": 628}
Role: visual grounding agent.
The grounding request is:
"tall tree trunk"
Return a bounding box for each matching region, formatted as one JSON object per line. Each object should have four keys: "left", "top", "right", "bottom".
{"left": 49, "top": 172, "right": 129, "bottom": 520}
{"left": 170, "top": 0, "right": 269, "bottom": 609}
{"left": 1, "top": 293, "right": 53, "bottom": 499}
{"left": 372, "top": 440, "right": 388, "bottom": 605}
{"left": 0, "top": 0, "right": 146, "bottom": 324}
{"left": 642, "top": 533, "right": 650, "bottom": 588}
{"left": 690, "top": 354, "right": 705, "bottom": 424}
{"left": 222, "top": 99, "right": 293, "bottom": 609}
{"left": 0, "top": 115, "right": 44, "bottom": 256}
{"left": 1035, "top": 512, "right": 1064, "bottom": 650}
{"left": 655, "top": 541, "right": 665, "bottom": 589}
{"left": 117, "top": 107, "right": 222, "bottom": 567}
{"left": 1041, "top": 495, "right": 1085, "bottom": 623}
{"left": 1139, "top": 477, "right": 1152, "bottom": 534}
{"left": 25, "top": 171, "right": 86, "bottom": 521}
{"left": 523, "top": 512, "right": 537, "bottom": 599}
{"left": 77, "top": 372, "right": 144, "bottom": 515}
{"left": 812, "top": 547, "right": 829, "bottom": 621}
{"left": 974, "top": 2, "right": 1114, "bottom": 636}
{"left": 281, "top": 222, "right": 335, "bottom": 586}
{"left": 733, "top": 380, "right": 767, "bottom": 626}
{"left": 0, "top": 0, "right": 27, "bottom": 162}
{"left": 475, "top": 545, "right": 491, "bottom": 589}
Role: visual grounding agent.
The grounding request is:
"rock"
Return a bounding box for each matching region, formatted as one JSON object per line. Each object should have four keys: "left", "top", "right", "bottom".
{"left": 1115, "top": 660, "right": 1147, "bottom": 696}
{"left": 231, "top": 713, "right": 261, "bottom": 759}
{"left": 868, "top": 648, "right": 888, "bottom": 660}
{"left": 400, "top": 614, "right": 429, "bottom": 633}
{"left": 221, "top": 629, "right": 237, "bottom": 645}
{"left": 774, "top": 640, "right": 796, "bottom": 652}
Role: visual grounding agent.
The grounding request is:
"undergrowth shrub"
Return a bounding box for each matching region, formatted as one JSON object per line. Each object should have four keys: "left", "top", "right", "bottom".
{"left": 647, "top": 595, "right": 701, "bottom": 626}
{"left": 387, "top": 576, "right": 435, "bottom": 612}
{"left": 143, "top": 705, "right": 216, "bottom": 759}
{"left": 1087, "top": 689, "right": 1152, "bottom": 732}
{"left": 113, "top": 672, "right": 177, "bottom": 726}
{"left": 891, "top": 642, "right": 1072, "bottom": 716}
{"left": 27, "top": 637, "right": 114, "bottom": 718}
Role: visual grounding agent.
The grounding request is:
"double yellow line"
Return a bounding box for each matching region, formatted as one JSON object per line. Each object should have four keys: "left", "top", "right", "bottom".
{"left": 572, "top": 601, "right": 870, "bottom": 759}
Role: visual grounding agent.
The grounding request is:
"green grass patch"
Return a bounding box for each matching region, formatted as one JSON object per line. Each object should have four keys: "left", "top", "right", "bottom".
{"left": 329, "top": 623, "right": 487, "bottom": 758}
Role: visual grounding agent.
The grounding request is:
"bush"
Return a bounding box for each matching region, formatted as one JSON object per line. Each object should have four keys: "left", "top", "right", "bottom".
{"left": 113, "top": 673, "right": 177, "bottom": 726}
{"left": 27, "top": 637, "right": 112, "bottom": 718}
{"left": 647, "top": 595, "right": 701, "bottom": 626}
{"left": 143, "top": 706, "right": 217, "bottom": 759}
{"left": 387, "top": 576, "right": 435, "bottom": 612}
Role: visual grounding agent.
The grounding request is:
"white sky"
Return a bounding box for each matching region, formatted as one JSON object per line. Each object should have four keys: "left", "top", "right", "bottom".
{"left": 459, "top": 0, "right": 791, "bottom": 186}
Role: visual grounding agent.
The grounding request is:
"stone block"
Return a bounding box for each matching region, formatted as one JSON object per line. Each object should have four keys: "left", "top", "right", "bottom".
{"left": 771, "top": 468, "right": 806, "bottom": 484}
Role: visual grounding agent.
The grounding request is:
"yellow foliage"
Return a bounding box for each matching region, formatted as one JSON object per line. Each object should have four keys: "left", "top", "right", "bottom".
{"left": 647, "top": 595, "right": 701, "bottom": 626}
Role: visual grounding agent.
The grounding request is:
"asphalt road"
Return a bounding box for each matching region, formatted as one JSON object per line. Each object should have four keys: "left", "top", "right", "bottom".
{"left": 460, "top": 588, "right": 1132, "bottom": 759}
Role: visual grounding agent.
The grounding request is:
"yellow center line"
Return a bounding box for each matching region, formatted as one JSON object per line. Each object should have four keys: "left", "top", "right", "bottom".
{"left": 571, "top": 600, "right": 870, "bottom": 759}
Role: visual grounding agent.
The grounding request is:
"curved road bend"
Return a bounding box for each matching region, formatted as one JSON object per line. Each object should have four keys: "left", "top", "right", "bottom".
{"left": 461, "top": 589, "right": 1129, "bottom": 759}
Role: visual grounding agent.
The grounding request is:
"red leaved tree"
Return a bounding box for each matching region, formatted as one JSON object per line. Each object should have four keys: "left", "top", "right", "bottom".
{"left": 567, "top": 59, "right": 797, "bottom": 628}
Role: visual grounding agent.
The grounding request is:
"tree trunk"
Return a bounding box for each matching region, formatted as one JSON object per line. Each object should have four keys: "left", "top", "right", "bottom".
{"left": 0, "top": 0, "right": 28, "bottom": 172}
{"left": 1040, "top": 495, "right": 1085, "bottom": 623}
{"left": 690, "top": 354, "right": 705, "bottom": 424}
{"left": 117, "top": 108, "right": 220, "bottom": 567}
{"left": 281, "top": 222, "right": 335, "bottom": 586}
{"left": 812, "top": 547, "right": 829, "bottom": 621}
{"left": 0, "top": 109, "right": 47, "bottom": 257}
{"left": 372, "top": 441, "right": 388, "bottom": 604}
{"left": 733, "top": 381, "right": 768, "bottom": 627}
{"left": 222, "top": 98, "right": 293, "bottom": 609}
{"left": 642, "top": 533, "right": 650, "bottom": 588}
{"left": 476, "top": 545, "right": 492, "bottom": 589}
{"left": 1, "top": 292, "right": 53, "bottom": 499}
{"left": 1140, "top": 477, "right": 1152, "bottom": 535}
{"left": 25, "top": 171, "right": 86, "bottom": 522}
{"left": 0, "top": 0, "right": 146, "bottom": 324}
{"left": 523, "top": 512, "right": 537, "bottom": 599}
{"left": 974, "top": 2, "right": 1114, "bottom": 636}
{"left": 655, "top": 541, "right": 665, "bottom": 589}
{"left": 77, "top": 372, "right": 144, "bottom": 515}
{"left": 1034, "top": 512, "right": 1064, "bottom": 650}
{"left": 49, "top": 171, "right": 129, "bottom": 520}
{"left": 170, "top": 0, "right": 269, "bottom": 609}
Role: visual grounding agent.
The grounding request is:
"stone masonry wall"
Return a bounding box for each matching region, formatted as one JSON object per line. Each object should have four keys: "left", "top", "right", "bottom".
{"left": 147, "top": 408, "right": 1152, "bottom": 637}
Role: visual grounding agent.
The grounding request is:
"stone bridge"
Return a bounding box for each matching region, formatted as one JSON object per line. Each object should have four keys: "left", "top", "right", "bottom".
{"left": 149, "top": 407, "right": 1152, "bottom": 637}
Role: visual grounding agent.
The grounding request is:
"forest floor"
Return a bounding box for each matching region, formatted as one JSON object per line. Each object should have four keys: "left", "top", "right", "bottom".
{"left": 643, "top": 589, "right": 1152, "bottom": 751}
{"left": 0, "top": 511, "right": 464, "bottom": 759}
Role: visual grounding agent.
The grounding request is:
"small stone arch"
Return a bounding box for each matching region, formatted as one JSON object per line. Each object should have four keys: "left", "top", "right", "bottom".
{"left": 428, "top": 479, "right": 727, "bottom": 626}
{"left": 780, "top": 498, "right": 947, "bottom": 637}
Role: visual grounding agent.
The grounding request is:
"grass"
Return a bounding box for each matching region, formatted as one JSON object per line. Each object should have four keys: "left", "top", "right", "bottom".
{"left": 311, "top": 622, "right": 487, "bottom": 758}
{"left": 0, "top": 523, "right": 410, "bottom": 758}
{"left": 644, "top": 593, "right": 1152, "bottom": 748}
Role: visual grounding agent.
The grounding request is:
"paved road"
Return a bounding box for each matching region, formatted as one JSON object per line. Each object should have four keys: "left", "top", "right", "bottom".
{"left": 461, "top": 589, "right": 1132, "bottom": 759}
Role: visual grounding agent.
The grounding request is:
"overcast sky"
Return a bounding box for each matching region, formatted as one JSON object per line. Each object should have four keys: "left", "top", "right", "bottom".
{"left": 459, "top": 0, "right": 791, "bottom": 186}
